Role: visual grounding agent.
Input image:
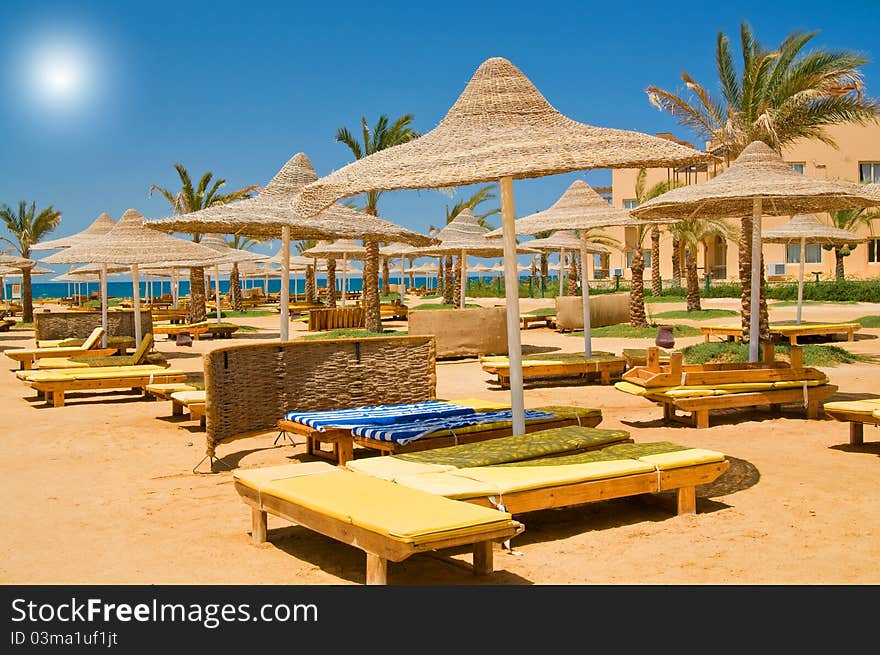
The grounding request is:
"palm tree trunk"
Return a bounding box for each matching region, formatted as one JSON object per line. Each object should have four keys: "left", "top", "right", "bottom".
{"left": 305, "top": 265, "right": 316, "bottom": 303}
{"left": 381, "top": 257, "right": 390, "bottom": 295}
{"left": 629, "top": 250, "right": 648, "bottom": 327}
{"left": 651, "top": 226, "right": 662, "bottom": 297}
{"left": 453, "top": 257, "right": 462, "bottom": 308}
{"left": 539, "top": 253, "right": 548, "bottom": 295}
{"left": 671, "top": 238, "right": 682, "bottom": 287}
{"left": 759, "top": 260, "right": 770, "bottom": 343}
{"left": 189, "top": 267, "right": 207, "bottom": 323}
{"left": 442, "top": 255, "right": 454, "bottom": 305}
{"left": 568, "top": 253, "right": 579, "bottom": 295}
{"left": 835, "top": 248, "right": 845, "bottom": 280}
{"left": 326, "top": 258, "right": 336, "bottom": 308}
{"left": 685, "top": 247, "right": 701, "bottom": 311}
{"left": 363, "top": 240, "right": 382, "bottom": 332}
{"left": 22, "top": 268, "right": 33, "bottom": 323}
{"left": 739, "top": 216, "right": 752, "bottom": 341}
{"left": 230, "top": 263, "right": 243, "bottom": 311}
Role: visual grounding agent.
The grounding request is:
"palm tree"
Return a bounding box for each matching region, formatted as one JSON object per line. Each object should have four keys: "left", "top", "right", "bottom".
{"left": 428, "top": 185, "right": 500, "bottom": 306}
{"left": 336, "top": 114, "right": 420, "bottom": 330}
{"left": 825, "top": 207, "right": 880, "bottom": 279}
{"left": 628, "top": 225, "right": 652, "bottom": 327}
{"left": 149, "top": 164, "right": 259, "bottom": 322}
{"left": 227, "top": 235, "right": 261, "bottom": 311}
{"left": 294, "top": 239, "right": 319, "bottom": 303}
{"left": 670, "top": 217, "right": 735, "bottom": 311}
{"left": 633, "top": 169, "right": 683, "bottom": 297}
{"left": 0, "top": 201, "right": 61, "bottom": 322}
{"left": 646, "top": 20, "right": 880, "bottom": 340}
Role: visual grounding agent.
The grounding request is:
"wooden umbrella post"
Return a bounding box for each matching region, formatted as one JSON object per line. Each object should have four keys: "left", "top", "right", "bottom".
{"left": 131, "top": 263, "right": 142, "bottom": 347}
{"left": 797, "top": 236, "right": 806, "bottom": 325}
{"left": 100, "top": 263, "right": 108, "bottom": 348}
{"left": 559, "top": 248, "right": 565, "bottom": 298}
{"left": 460, "top": 249, "right": 467, "bottom": 309}
{"left": 280, "top": 225, "right": 290, "bottom": 341}
{"left": 214, "top": 264, "right": 222, "bottom": 324}
{"left": 580, "top": 232, "right": 593, "bottom": 358}
{"left": 500, "top": 176, "right": 525, "bottom": 435}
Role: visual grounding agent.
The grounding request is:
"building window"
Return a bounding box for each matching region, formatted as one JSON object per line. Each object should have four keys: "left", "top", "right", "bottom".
{"left": 626, "top": 249, "right": 652, "bottom": 268}
{"left": 623, "top": 199, "right": 638, "bottom": 210}
{"left": 860, "top": 162, "right": 880, "bottom": 184}
{"left": 786, "top": 243, "right": 822, "bottom": 264}
{"left": 788, "top": 162, "right": 805, "bottom": 174}
{"left": 868, "top": 238, "right": 880, "bottom": 263}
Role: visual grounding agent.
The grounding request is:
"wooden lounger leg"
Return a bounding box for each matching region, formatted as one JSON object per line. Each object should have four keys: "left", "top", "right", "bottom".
{"left": 172, "top": 400, "right": 183, "bottom": 416}
{"left": 366, "top": 553, "right": 388, "bottom": 585}
{"left": 336, "top": 438, "right": 354, "bottom": 467}
{"left": 600, "top": 369, "right": 611, "bottom": 385}
{"left": 806, "top": 400, "right": 820, "bottom": 419}
{"left": 850, "top": 422, "right": 864, "bottom": 446}
{"left": 251, "top": 509, "right": 267, "bottom": 544}
{"left": 473, "top": 541, "right": 494, "bottom": 576}
{"left": 676, "top": 486, "right": 697, "bottom": 515}
{"left": 52, "top": 390, "right": 64, "bottom": 407}
{"left": 694, "top": 409, "right": 710, "bottom": 429}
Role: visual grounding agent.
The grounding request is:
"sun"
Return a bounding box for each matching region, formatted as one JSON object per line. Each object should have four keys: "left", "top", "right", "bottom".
{"left": 15, "top": 33, "right": 98, "bottom": 112}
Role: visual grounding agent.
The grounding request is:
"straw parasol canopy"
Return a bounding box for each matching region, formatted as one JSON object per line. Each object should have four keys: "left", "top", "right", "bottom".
{"left": 522, "top": 229, "right": 610, "bottom": 301}
{"left": 32, "top": 212, "right": 116, "bottom": 251}
{"left": 69, "top": 262, "right": 130, "bottom": 275}
{"left": 192, "top": 234, "right": 269, "bottom": 323}
{"left": 42, "top": 208, "right": 223, "bottom": 345}
{"left": 417, "top": 209, "right": 536, "bottom": 308}
{"left": 487, "top": 180, "right": 662, "bottom": 357}
{"left": 632, "top": 140, "right": 880, "bottom": 361}
{"left": 146, "top": 152, "right": 434, "bottom": 339}
{"left": 300, "top": 240, "right": 368, "bottom": 307}
{"left": 290, "top": 56, "right": 714, "bottom": 434}
{"left": 762, "top": 214, "right": 866, "bottom": 324}
{"left": 0, "top": 253, "right": 36, "bottom": 269}
{"left": 0, "top": 264, "right": 53, "bottom": 275}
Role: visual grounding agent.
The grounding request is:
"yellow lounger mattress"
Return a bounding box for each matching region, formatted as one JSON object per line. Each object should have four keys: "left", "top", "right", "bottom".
{"left": 170, "top": 390, "right": 207, "bottom": 404}
{"left": 18, "top": 365, "right": 169, "bottom": 381}
{"left": 259, "top": 472, "right": 514, "bottom": 545}
{"left": 26, "top": 368, "right": 185, "bottom": 383}
{"left": 345, "top": 457, "right": 456, "bottom": 481}
{"left": 823, "top": 399, "right": 880, "bottom": 416}
{"left": 445, "top": 398, "right": 511, "bottom": 411}
{"left": 234, "top": 461, "right": 342, "bottom": 491}
{"left": 615, "top": 378, "right": 827, "bottom": 398}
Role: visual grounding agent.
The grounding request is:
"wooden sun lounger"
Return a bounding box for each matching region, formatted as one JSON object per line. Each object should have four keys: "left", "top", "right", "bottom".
{"left": 279, "top": 404, "right": 605, "bottom": 466}
{"left": 153, "top": 322, "right": 240, "bottom": 340}
{"left": 170, "top": 390, "right": 207, "bottom": 428}
{"left": 481, "top": 352, "right": 626, "bottom": 388}
{"left": 618, "top": 345, "right": 839, "bottom": 428}
{"left": 700, "top": 321, "right": 861, "bottom": 345}
{"left": 27, "top": 368, "right": 188, "bottom": 407}
{"left": 519, "top": 314, "right": 556, "bottom": 329}
{"left": 822, "top": 399, "right": 880, "bottom": 445}
{"left": 5, "top": 327, "right": 110, "bottom": 370}
{"left": 234, "top": 463, "right": 524, "bottom": 585}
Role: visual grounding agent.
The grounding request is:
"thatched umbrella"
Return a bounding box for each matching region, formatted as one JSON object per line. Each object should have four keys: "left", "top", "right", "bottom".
{"left": 196, "top": 233, "right": 268, "bottom": 322}
{"left": 0, "top": 254, "right": 35, "bottom": 313}
{"left": 146, "top": 152, "right": 434, "bottom": 339}
{"left": 380, "top": 242, "right": 421, "bottom": 303}
{"left": 521, "top": 229, "right": 610, "bottom": 299}
{"left": 416, "top": 209, "right": 536, "bottom": 309}
{"left": 31, "top": 213, "right": 115, "bottom": 251}
{"left": 631, "top": 140, "right": 880, "bottom": 361}
{"left": 487, "top": 180, "right": 664, "bottom": 357}
{"left": 42, "top": 209, "right": 221, "bottom": 346}
{"left": 291, "top": 56, "right": 711, "bottom": 432}
{"left": 762, "top": 214, "right": 865, "bottom": 324}
{"left": 301, "top": 239, "right": 367, "bottom": 307}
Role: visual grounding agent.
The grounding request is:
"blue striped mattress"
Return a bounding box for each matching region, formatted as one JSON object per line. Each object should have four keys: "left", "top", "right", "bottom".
{"left": 284, "top": 401, "right": 476, "bottom": 431}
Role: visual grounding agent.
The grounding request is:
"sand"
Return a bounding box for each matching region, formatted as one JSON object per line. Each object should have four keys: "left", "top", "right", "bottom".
{"left": 1, "top": 295, "right": 878, "bottom": 585}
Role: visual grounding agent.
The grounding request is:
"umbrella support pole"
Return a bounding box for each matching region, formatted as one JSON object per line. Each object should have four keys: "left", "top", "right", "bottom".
{"left": 280, "top": 226, "right": 290, "bottom": 341}
{"left": 580, "top": 235, "right": 592, "bottom": 359}
{"left": 131, "top": 263, "right": 142, "bottom": 347}
{"left": 460, "top": 249, "right": 467, "bottom": 309}
{"left": 214, "top": 265, "right": 222, "bottom": 324}
{"left": 749, "top": 198, "right": 762, "bottom": 363}
{"left": 499, "top": 176, "right": 526, "bottom": 435}
{"left": 559, "top": 248, "right": 565, "bottom": 298}
{"left": 797, "top": 236, "right": 805, "bottom": 325}
{"left": 100, "top": 264, "right": 108, "bottom": 348}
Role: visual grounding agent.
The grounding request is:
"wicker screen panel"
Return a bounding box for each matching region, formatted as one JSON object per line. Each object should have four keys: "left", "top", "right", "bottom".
{"left": 34, "top": 310, "right": 153, "bottom": 341}
{"left": 203, "top": 336, "right": 437, "bottom": 457}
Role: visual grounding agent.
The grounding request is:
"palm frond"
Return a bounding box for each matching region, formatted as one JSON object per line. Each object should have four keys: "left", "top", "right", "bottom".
{"left": 335, "top": 127, "right": 364, "bottom": 160}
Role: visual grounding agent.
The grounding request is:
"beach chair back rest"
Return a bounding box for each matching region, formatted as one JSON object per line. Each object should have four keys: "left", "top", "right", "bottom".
{"left": 81, "top": 327, "right": 105, "bottom": 350}
{"left": 131, "top": 333, "right": 154, "bottom": 363}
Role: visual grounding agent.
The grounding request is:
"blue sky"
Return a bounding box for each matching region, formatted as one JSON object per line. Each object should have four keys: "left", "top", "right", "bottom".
{"left": 2, "top": 0, "right": 879, "bottom": 269}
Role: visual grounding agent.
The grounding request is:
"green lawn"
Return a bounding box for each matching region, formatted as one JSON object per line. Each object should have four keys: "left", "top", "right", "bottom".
{"left": 681, "top": 341, "right": 871, "bottom": 367}
{"left": 771, "top": 299, "right": 859, "bottom": 307}
{"left": 233, "top": 324, "right": 260, "bottom": 332}
{"left": 525, "top": 307, "right": 556, "bottom": 316}
{"left": 569, "top": 323, "right": 702, "bottom": 338}
{"left": 644, "top": 296, "right": 687, "bottom": 303}
{"left": 219, "top": 310, "right": 277, "bottom": 318}
{"left": 652, "top": 309, "right": 739, "bottom": 320}
{"left": 854, "top": 315, "right": 880, "bottom": 327}
{"left": 301, "top": 329, "right": 407, "bottom": 340}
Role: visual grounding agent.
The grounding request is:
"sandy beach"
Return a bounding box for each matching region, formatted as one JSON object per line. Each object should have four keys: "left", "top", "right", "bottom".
{"left": 2, "top": 295, "right": 879, "bottom": 586}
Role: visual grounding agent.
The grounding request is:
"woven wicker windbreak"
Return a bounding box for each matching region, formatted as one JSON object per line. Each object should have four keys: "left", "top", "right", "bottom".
{"left": 632, "top": 141, "right": 880, "bottom": 220}
{"left": 416, "top": 209, "right": 536, "bottom": 257}
{"left": 145, "top": 153, "right": 434, "bottom": 246}
{"left": 486, "top": 180, "right": 658, "bottom": 237}
{"left": 34, "top": 310, "right": 153, "bottom": 341}
{"left": 41, "top": 209, "right": 222, "bottom": 265}
{"left": 33, "top": 213, "right": 116, "bottom": 251}
{"left": 761, "top": 214, "right": 866, "bottom": 245}
{"left": 292, "top": 57, "right": 714, "bottom": 216}
{"left": 202, "top": 336, "right": 437, "bottom": 457}
{"left": 522, "top": 230, "right": 610, "bottom": 253}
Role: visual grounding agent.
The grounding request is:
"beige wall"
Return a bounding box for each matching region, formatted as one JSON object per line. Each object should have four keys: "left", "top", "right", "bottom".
{"left": 609, "top": 124, "right": 880, "bottom": 283}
